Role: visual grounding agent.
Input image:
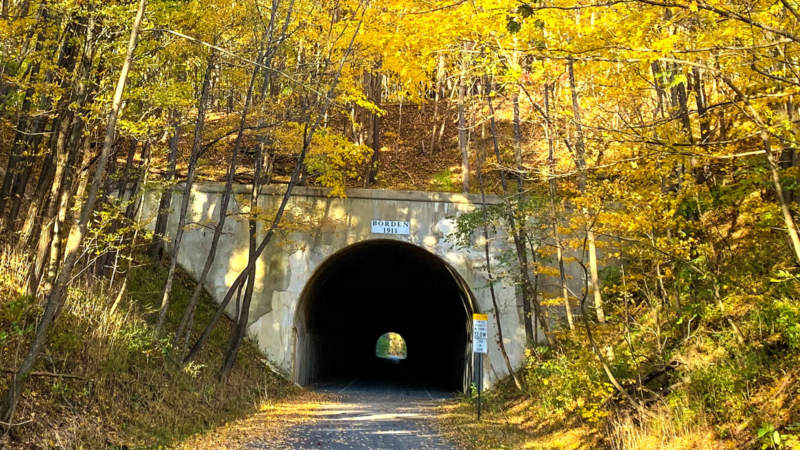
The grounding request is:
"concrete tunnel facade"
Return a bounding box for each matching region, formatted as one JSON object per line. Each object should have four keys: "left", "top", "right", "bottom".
{"left": 142, "top": 183, "right": 532, "bottom": 391}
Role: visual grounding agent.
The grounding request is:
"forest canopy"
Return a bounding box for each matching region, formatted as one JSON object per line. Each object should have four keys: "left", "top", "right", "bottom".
{"left": 1, "top": 0, "right": 800, "bottom": 447}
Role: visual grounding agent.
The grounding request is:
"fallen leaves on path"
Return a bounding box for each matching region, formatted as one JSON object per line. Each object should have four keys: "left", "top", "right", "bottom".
{"left": 176, "top": 391, "right": 332, "bottom": 449}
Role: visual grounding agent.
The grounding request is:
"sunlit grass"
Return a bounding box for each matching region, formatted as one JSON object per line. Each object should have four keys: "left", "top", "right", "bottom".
{"left": 0, "top": 245, "right": 299, "bottom": 447}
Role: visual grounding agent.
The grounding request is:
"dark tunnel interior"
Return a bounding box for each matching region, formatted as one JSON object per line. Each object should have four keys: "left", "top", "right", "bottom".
{"left": 293, "top": 239, "right": 473, "bottom": 392}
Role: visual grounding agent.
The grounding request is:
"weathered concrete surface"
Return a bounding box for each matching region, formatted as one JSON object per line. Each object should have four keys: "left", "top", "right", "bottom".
{"left": 141, "top": 183, "right": 528, "bottom": 388}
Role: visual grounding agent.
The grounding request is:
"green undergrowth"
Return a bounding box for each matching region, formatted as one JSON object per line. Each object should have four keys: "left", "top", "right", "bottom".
{"left": 435, "top": 375, "right": 602, "bottom": 449}
{"left": 439, "top": 297, "right": 800, "bottom": 449}
{"left": 0, "top": 250, "right": 299, "bottom": 448}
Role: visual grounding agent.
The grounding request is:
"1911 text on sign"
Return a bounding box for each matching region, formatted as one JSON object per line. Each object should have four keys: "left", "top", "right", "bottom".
{"left": 371, "top": 220, "right": 410, "bottom": 235}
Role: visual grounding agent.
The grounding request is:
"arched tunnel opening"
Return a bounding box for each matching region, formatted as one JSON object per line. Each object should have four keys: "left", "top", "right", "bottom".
{"left": 293, "top": 239, "right": 474, "bottom": 392}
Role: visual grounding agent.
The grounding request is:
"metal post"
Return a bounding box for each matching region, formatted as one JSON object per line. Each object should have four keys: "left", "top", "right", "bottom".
{"left": 472, "top": 312, "right": 488, "bottom": 421}
{"left": 477, "top": 352, "right": 482, "bottom": 421}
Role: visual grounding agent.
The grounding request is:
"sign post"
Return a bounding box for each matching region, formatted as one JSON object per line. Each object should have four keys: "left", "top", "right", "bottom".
{"left": 472, "top": 313, "right": 488, "bottom": 421}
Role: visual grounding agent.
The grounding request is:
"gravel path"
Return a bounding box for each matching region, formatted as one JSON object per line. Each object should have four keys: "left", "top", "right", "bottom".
{"left": 246, "top": 380, "right": 457, "bottom": 449}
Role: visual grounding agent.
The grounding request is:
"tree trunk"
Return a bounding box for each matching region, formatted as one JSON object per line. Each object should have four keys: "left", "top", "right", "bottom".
{"left": 429, "top": 54, "right": 445, "bottom": 153}
{"left": 8, "top": 6, "right": 94, "bottom": 231}
{"left": 365, "top": 72, "right": 382, "bottom": 185}
{"left": 27, "top": 109, "right": 74, "bottom": 296}
{"left": 25, "top": 16, "right": 85, "bottom": 294}
{"left": 117, "top": 140, "right": 139, "bottom": 199}
{"left": 150, "top": 114, "right": 179, "bottom": 259}
{"left": 542, "top": 84, "right": 574, "bottom": 329}
{"left": 7, "top": 113, "right": 46, "bottom": 227}
{"left": 692, "top": 68, "right": 712, "bottom": 183}
{"left": 125, "top": 142, "right": 151, "bottom": 220}
{"left": 92, "top": 145, "right": 119, "bottom": 276}
{"left": 764, "top": 132, "right": 800, "bottom": 264}
{"left": 96, "top": 140, "right": 138, "bottom": 275}
{"left": 18, "top": 135, "right": 55, "bottom": 250}
{"left": 458, "top": 65, "right": 469, "bottom": 193}
{"left": 110, "top": 145, "right": 153, "bottom": 315}
{"left": 174, "top": 50, "right": 263, "bottom": 351}
{"left": 485, "top": 76, "right": 547, "bottom": 345}
{"left": 44, "top": 11, "right": 98, "bottom": 283}
{"left": 475, "top": 125, "right": 524, "bottom": 391}
{"left": 185, "top": 14, "right": 360, "bottom": 365}
{"left": 183, "top": 122, "right": 310, "bottom": 363}
{"left": 0, "top": 0, "right": 147, "bottom": 427}
{"left": 16, "top": 15, "right": 74, "bottom": 246}
{"left": 155, "top": 51, "right": 215, "bottom": 334}
{"left": 577, "top": 259, "right": 640, "bottom": 410}
{"left": 43, "top": 118, "right": 86, "bottom": 293}
{"left": 62, "top": 136, "right": 96, "bottom": 273}
{"left": 190, "top": 0, "right": 296, "bottom": 359}
{"left": 0, "top": 65, "right": 40, "bottom": 226}
{"left": 567, "top": 59, "right": 605, "bottom": 324}
{"left": 218, "top": 128, "right": 264, "bottom": 379}
{"left": 722, "top": 76, "right": 800, "bottom": 265}
{"left": 511, "top": 89, "right": 538, "bottom": 341}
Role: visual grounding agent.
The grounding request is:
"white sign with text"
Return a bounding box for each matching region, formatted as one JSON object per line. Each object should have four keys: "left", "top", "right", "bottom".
{"left": 371, "top": 220, "right": 410, "bottom": 235}
{"left": 473, "top": 314, "right": 488, "bottom": 354}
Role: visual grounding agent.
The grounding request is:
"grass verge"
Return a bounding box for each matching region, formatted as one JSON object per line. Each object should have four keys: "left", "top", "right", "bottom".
{"left": 432, "top": 377, "right": 601, "bottom": 449}
{"left": 0, "top": 249, "right": 299, "bottom": 447}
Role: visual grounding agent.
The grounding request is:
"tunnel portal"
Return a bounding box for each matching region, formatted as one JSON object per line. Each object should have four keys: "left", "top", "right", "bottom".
{"left": 293, "top": 239, "right": 474, "bottom": 392}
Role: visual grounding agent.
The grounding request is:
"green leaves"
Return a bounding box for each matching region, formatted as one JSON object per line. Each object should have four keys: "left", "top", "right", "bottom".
{"left": 506, "top": 4, "right": 541, "bottom": 34}
{"left": 506, "top": 17, "right": 522, "bottom": 34}
{"left": 518, "top": 3, "right": 535, "bottom": 18}
{"left": 756, "top": 424, "right": 783, "bottom": 449}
